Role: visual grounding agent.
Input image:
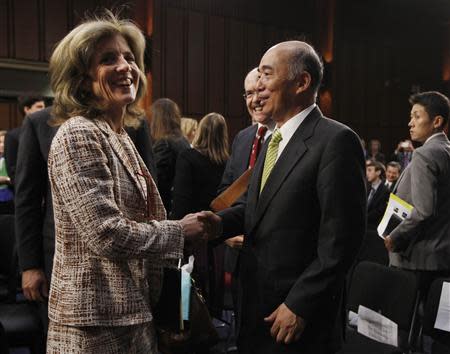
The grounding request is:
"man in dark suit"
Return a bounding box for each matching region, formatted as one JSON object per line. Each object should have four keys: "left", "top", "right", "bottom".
{"left": 218, "top": 68, "right": 274, "bottom": 195}
{"left": 385, "top": 91, "right": 450, "bottom": 296}
{"left": 15, "top": 107, "right": 157, "bottom": 327}
{"left": 218, "top": 68, "right": 274, "bottom": 281}
{"left": 385, "top": 161, "right": 401, "bottom": 192}
{"left": 4, "top": 95, "right": 45, "bottom": 186}
{"left": 209, "top": 41, "right": 366, "bottom": 353}
{"left": 366, "top": 160, "right": 390, "bottom": 228}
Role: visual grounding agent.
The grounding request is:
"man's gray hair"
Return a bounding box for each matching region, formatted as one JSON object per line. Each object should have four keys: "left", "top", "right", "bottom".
{"left": 286, "top": 43, "right": 324, "bottom": 95}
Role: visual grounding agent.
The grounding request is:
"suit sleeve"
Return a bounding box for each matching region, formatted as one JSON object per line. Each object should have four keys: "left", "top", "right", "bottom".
{"left": 4, "top": 130, "right": 19, "bottom": 185}
{"left": 171, "top": 151, "right": 194, "bottom": 219}
{"left": 49, "top": 123, "right": 184, "bottom": 260}
{"left": 390, "top": 150, "right": 436, "bottom": 251}
{"left": 284, "top": 128, "right": 366, "bottom": 322}
{"left": 15, "top": 117, "right": 46, "bottom": 271}
{"left": 217, "top": 132, "right": 243, "bottom": 194}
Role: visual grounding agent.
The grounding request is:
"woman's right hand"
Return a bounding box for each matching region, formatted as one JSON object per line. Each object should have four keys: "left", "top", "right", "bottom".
{"left": 179, "top": 211, "right": 221, "bottom": 242}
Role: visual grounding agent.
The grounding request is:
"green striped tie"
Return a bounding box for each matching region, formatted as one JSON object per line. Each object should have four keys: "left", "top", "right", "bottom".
{"left": 260, "top": 129, "right": 283, "bottom": 193}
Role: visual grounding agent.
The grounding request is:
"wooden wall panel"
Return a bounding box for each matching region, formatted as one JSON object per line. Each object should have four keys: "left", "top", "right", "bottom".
{"left": 44, "top": 0, "right": 69, "bottom": 61}
{"left": 0, "top": 101, "right": 19, "bottom": 130}
{"left": 226, "top": 19, "right": 245, "bottom": 121}
{"left": 186, "top": 11, "right": 205, "bottom": 115}
{"left": 246, "top": 23, "right": 264, "bottom": 71}
{"left": 207, "top": 16, "right": 225, "bottom": 114}
{"left": 333, "top": 0, "right": 447, "bottom": 154}
{"left": 151, "top": 0, "right": 163, "bottom": 101}
{"left": 0, "top": 0, "right": 9, "bottom": 57}
{"left": 164, "top": 7, "right": 185, "bottom": 110}
{"left": 14, "top": 0, "right": 40, "bottom": 60}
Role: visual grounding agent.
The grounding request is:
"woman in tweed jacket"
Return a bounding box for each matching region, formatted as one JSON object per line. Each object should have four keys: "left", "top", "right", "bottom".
{"left": 46, "top": 11, "right": 208, "bottom": 353}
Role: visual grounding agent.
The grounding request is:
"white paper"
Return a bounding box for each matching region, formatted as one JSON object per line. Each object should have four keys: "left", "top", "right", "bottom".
{"left": 434, "top": 282, "right": 450, "bottom": 332}
{"left": 357, "top": 305, "right": 398, "bottom": 347}
{"left": 377, "top": 193, "right": 414, "bottom": 239}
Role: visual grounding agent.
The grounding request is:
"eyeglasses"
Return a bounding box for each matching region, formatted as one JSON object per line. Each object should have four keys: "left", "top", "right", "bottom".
{"left": 243, "top": 91, "right": 258, "bottom": 100}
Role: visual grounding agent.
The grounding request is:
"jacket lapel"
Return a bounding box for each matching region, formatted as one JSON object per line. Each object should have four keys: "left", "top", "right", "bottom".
{"left": 247, "top": 107, "right": 321, "bottom": 235}
{"left": 240, "top": 124, "right": 258, "bottom": 171}
{"left": 94, "top": 120, "right": 147, "bottom": 203}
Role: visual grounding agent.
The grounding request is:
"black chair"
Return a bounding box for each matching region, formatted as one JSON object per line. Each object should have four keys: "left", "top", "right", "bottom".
{"left": 357, "top": 229, "right": 389, "bottom": 266}
{"left": 340, "top": 261, "right": 420, "bottom": 354}
{"left": 0, "top": 214, "right": 17, "bottom": 303}
{"left": 0, "top": 215, "right": 45, "bottom": 354}
{"left": 0, "top": 322, "right": 8, "bottom": 354}
{"left": 422, "top": 278, "right": 450, "bottom": 354}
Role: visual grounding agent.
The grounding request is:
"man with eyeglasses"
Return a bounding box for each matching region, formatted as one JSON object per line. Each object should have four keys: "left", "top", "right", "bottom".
{"left": 217, "top": 68, "right": 274, "bottom": 336}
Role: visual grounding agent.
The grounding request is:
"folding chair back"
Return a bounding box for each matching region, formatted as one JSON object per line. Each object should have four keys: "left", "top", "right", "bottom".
{"left": 423, "top": 277, "right": 450, "bottom": 353}
{"left": 345, "top": 261, "right": 419, "bottom": 351}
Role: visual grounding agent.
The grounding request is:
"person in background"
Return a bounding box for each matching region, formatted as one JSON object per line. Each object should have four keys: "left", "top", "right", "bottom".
{"left": 391, "top": 139, "right": 414, "bottom": 170}
{"left": 0, "top": 130, "right": 14, "bottom": 214}
{"left": 4, "top": 95, "right": 46, "bottom": 186}
{"left": 172, "top": 112, "right": 229, "bottom": 322}
{"left": 366, "top": 160, "right": 390, "bottom": 228}
{"left": 217, "top": 68, "right": 275, "bottom": 329}
{"left": 368, "top": 138, "right": 386, "bottom": 164}
{"left": 45, "top": 11, "right": 207, "bottom": 353}
{"left": 385, "top": 161, "right": 401, "bottom": 192}
{"left": 385, "top": 91, "right": 450, "bottom": 300}
{"left": 180, "top": 117, "right": 198, "bottom": 145}
{"left": 150, "top": 98, "right": 190, "bottom": 213}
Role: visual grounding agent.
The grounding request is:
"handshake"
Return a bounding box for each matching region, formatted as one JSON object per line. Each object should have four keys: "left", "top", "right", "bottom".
{"left": 179, "top": 211, "right": 222, "bottom": 242}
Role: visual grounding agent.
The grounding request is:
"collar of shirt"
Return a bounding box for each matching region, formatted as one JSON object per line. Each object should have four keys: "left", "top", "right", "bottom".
{"left": 425, "top": 131, "right": 446, "bottom": 145}
{"left": 257, "top": 121, "right": 276, "bottom": 140}
{"left": 371, "top": 179, "right": 382, "bottom": 191}
{"left": 276, "top": 103, "right": 316, "bottom": 159}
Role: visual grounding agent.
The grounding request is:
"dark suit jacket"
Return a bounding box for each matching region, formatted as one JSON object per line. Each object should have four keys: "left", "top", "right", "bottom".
{"left": 172, "top": 148, "right": 226, "bottom": 219}
{"left": 15, "top": 107, "right": 157, "bottom": 279}
{"left": 367, "top": 182, "right": 390, "bottom": 228}
{"left": 219, "top": 108, "right": 366, "bottom": 353}
{"left": 4, "top": 126, "right": 21, "bottom": 186}
{"left": 218, "top": 124, "right": 257, "bottom": 193}
{"left": 218, "top": 124, "right": 257, "bottom": 274}
{"left": 153, "top": 136, "right": 190, "bottom": 213}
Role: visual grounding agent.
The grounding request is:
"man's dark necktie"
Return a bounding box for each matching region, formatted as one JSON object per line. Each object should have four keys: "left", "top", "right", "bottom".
{"left": 248, "top": 125, "right": 268, "bottom": 168}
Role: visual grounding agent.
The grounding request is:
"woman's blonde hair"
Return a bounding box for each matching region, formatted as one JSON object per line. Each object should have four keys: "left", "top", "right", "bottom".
{"left": 180, "top": 117, "right": 198, "bottom": 143}
{"left": 192, "top": 113, "right": 229, "bottom": 165}
{"left": 150, "top": 98, "right": 183, "bottom": 142}
{"left": 49, "top": 10, "right": 147, "bottom": 127}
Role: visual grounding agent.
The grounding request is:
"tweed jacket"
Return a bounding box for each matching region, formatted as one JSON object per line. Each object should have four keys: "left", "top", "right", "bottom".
{"left": 48, "top": 116, "right": 184, "bottom": 326}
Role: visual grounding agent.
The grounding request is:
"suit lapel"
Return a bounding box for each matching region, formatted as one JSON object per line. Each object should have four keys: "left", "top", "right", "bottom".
{"left": 94, "top": 120, "right": 147, "bottom": 202}
{"left": 247, "top": 108, "right": 321, "bottom": 235}
{"left": 240, "top": 124, "right": 258, "bottom": 172}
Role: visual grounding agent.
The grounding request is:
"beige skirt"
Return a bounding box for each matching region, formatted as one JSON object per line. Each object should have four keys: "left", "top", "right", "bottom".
{"left": 47, "top": 320, "right": 158, "bottom": 354}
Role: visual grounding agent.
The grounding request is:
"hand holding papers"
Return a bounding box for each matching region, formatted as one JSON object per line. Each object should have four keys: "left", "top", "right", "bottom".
{"left": 377, "top": 193, "right": 413, "bottom": 239}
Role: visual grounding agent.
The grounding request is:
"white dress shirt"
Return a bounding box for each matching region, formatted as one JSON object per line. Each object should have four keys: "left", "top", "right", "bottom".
{"left": 276, "top": 103, "right": 316, "bottom": 160}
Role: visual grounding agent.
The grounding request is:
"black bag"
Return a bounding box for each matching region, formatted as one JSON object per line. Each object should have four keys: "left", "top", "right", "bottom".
{"left": 154, "top": 267, "right": 219, "bottom": 354}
